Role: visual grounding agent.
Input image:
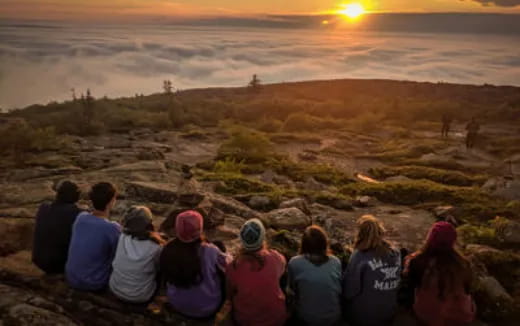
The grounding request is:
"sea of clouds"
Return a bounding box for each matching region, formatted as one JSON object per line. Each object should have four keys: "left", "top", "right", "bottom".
{"left": 0, "top": 21, "right": 519, "bottom": 109}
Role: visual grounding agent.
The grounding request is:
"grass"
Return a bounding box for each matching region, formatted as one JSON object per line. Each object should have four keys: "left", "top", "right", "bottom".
{"left": 199, "top": 172, "right": 274, "bottom": 195}
{"left": 340, "top": 179, "right": 515, "bottom": 221}
{"left": 369, "top": 165, "right": 488, "bottom": 186}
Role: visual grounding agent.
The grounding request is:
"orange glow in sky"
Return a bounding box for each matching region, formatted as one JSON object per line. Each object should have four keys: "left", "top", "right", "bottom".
{"left": 0, "top": 0, "right": 518, "bottom": 21}
{"left": 338, "top": 3, "right": 366, "bottom": 19}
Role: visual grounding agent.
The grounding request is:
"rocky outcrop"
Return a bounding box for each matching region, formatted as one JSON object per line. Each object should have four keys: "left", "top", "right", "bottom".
{"left": 279, "top": 198, "right": 311, "bottom": 215}
{"left": 125, "top": 182, "right": 178, "bottom": 204}
{"left": 0, "top": 218, "right": 35, "bottom": 256}
{"left": 265, "top": 208, "right": 311, "bottom": 229}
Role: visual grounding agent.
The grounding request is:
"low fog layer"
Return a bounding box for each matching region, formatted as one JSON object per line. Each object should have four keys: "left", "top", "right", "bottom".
{"left": 0, "top": 21, "right": 519, "bottom": 109}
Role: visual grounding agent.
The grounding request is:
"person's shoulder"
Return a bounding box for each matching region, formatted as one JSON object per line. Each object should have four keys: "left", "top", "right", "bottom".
{"left": 267, "top": 249, "right": 286, "bottom": 264}
{"left": 328, "top": 255, "right": 342, "bottom": 266}
{"left": 288, "top": 255, "right": 305, "bottom": 266}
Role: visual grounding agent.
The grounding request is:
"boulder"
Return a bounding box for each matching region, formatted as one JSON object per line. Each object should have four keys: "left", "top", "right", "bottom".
{"left": 0, "top": 218, "right": 35, "bottom": 256}
{"left": 0, "top": 182, "right": 55, "bottom": 209}
{"left": 303, "top": 177, "right": 327, "bottom": 191}
{"left": 125, "top": 182, "right": 177, "bottom": 204}
{"left": 103, "top": 161, "right": 166, "bottom": 174}
{"left": 0, "top": 207, "right": 35, "bottom": 219}
{"left": 248, "top": 196, "right": 272, "bottom": 210}
{"left": 259, "top": 169, "right": 276, "bottom": 184}
{"left": 136, "top": 149, "right": 165, "bottom": 161}
{"left": 207, "top": 194, "right": 262, "bottom": 220}
{"left": 353, "top": 195, "right": 377, "bottom": 207}
{"left": 265, "top": 208, "right": 310, "bottom": 229}
{"left": 279, "top": 198, "right": 311, "bottom": 215}
{"left": 478, "top": 276, "right": 513, "bottom": 302}
{"left": 495, "top": 218, "right": 520, "bottom": 244}
{"left": 196, "top": 198, "right": 226, "bottom": 229}
{"left": 0, "top": 284, "right": 78, "bottom": 325}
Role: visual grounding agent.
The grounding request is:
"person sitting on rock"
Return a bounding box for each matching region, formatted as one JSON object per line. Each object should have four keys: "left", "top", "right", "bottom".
{"left": 225, "top": 218, "right": 288, "bottom": 326}
{"left": 287, "top": 225, "right": 342, "bottom": 326}
{"left": 343, "top": 215, "right": 401, "bottom": 326}
{"left": 32, "top": 180, "right": 83, "bottom": 274}
{"left": 66, "top": 182, "right": 121, "bottom": 291}
{"left": 160, "top": 210, "right": 230, "bottom": 319}
{"left": 403, "top": 222, "right": 475, "bottom": 326}
{"left": 109, "top": 206, "right": 166, "bottom": 304}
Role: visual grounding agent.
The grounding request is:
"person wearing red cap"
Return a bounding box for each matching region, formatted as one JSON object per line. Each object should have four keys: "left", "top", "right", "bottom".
{"left": 403, "top": 222, "right": 476, "bottom": 326}
{"left": 160, "top": 210, "right": 230, "bottom": 319}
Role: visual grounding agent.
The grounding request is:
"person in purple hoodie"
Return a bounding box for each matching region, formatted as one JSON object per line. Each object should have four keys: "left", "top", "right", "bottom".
{"left": 160, "top": 210, "right": 230, "bottom": 319}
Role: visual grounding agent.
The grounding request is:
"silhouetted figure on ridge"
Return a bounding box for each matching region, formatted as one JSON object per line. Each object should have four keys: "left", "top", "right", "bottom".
{"left": 441, "top": 113, "right": 452, "bottom": 138}
{"left": 465, "top": 117, "right": 480, "bottom": 149}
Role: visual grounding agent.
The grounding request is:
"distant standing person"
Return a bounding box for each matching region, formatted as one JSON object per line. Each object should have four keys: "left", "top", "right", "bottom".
{"left": 66, "top": 182, "right": 121, "bottom": 291}
{"left": 465, "top": 117, "right": 480, "bottom": 149}
{"left": 287, "top": 225, "right": 342, "bottom": 326}
{"left": 343, "top": 215, "right": 401, "bottom": 326}
{"left": 441, "top": 113, "right": 452, "bottom": 138}
{"left": 109, "top": 206, "right": 166, "bottom": 304}
{"left": 32, "top": 181, "right": 83, "bottom": 274}
{"left": 403, "top": 222, "right": 476, "bottom": 326}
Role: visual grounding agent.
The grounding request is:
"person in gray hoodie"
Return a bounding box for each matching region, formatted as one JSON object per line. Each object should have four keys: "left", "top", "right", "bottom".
{"left": 343, "top": 215, "right": 401, "bottom": 326}
{"left": 109, "top": 206, "right": 166, "bottom": 304}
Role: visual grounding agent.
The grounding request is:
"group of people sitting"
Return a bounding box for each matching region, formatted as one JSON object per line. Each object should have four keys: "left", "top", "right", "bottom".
{"left": 32, "top": 180, "right": 477, "bottom": 326}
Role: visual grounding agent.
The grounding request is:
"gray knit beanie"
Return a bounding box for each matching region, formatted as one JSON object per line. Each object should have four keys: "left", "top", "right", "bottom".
{"left": 240, "top": 218, "right": 266, "bottom": 252}
{"left": 123, "top": 206, "right": 153, "bottom": 235}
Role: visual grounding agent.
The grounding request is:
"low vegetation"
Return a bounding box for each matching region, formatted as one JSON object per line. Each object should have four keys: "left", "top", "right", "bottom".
{"left": 369, "top": 165, "right": 488, "bottom": 186}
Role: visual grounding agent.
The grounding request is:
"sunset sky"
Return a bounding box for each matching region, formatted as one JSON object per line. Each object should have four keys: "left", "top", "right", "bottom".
{"left": 1, "top": 0, "right": 520, "bottom": 21}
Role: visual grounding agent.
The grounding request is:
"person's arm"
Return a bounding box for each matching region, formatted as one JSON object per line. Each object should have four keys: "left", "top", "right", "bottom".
{"left": 343, "top": 250, "right": 365, "bottom": 300}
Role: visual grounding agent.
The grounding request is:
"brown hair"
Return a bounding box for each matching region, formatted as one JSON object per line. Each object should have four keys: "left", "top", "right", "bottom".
{"left": 354, "top": 215, "right": 392, "bottom": 257}
{"left": 409, "top": 234, "right": 472, "bottom": 299}
{"left": 300, "top": 225, "right": 331, "bottom": 266}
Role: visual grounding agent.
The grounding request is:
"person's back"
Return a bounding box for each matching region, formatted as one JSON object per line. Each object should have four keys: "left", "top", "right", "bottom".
{"left": 66, "top": 182, "right": 120, "bottom": 291}
{"left": 32, "top": 201, "right": 81, "bottom": 274}
{"left": 66, "top": 212, "right": 121, "bottom": 290}
{"left": 409, "top": 258, "right": 475, "bottom": 326}
{"left": 288, "top": 255, "right": 342, "bottom": 325}
{"left": 227, "top": 248, "right": 287, "bottom": 326}
{"left": 109, "top": 206, "right": 164, "bottom": 303}
{"left": 343, "top": 215, "right": 401, "bottom": 326}
{"left": 404, "top": 222, "right": 475, "bottom": 326}
{"left": 344, "top": 248, "right": 401, "bottom": 326}
{"left": 32, "top": 181, "right": 82, "bottom": 274}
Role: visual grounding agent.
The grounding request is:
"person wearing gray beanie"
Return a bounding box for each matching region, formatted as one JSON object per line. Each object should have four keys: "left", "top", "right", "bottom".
{"left": 109, "top": 205, "right": 165, "bottom": 304}
{"left": 239, "top": 218, "right": 266, "bottom": 252}
{"left": 226, "top": 218, "right": 288, "bottom": 326}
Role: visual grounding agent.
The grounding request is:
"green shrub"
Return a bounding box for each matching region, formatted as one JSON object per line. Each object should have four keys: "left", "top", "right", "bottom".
{"left": 341, "top": 179, "right": 512, "bottom": 221}
{"left": 369, "top": 165, "right": 487, "bottom": 186}
{"left": 200, "top": 172, "right": 274, "bottom": 195}
{"left": 0, "top": 121, "right": 63, "bottom": 161}
{"left": 256, "top": 118, "right": 283, "bottom": 133}
{"left": 346, "top": 111, "right": 385, "bottom": 133}
{"left": 457, "top": 224, "right": 498, "bottom": 247}
{"left": 213, "top": 158, "right": 246, "bottom": 174}
{"left": 217, "top": 128, "right": 276, "bottom": 164}
{"left": 282, "top": 113, "right": 342, "bottom": 132}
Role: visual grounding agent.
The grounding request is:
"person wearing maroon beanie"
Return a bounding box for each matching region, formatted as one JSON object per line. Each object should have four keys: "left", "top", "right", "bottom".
{"left": 160, "top": 210, "right": 231, "bottom": 319}
{"left": 403, "top": 222, "right": 476, "bottom": 326}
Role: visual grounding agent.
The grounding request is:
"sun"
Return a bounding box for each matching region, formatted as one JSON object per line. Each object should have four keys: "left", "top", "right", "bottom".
{"left": 338, "top": 3, "right": 365, "bottom": 19}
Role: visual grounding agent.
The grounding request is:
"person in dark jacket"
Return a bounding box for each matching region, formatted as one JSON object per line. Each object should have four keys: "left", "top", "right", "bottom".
{"left": 32, "top": 180, "right": 83, "bottom": 274}
{"left": 343, "top": 215, "right": 401, "bottom": 326}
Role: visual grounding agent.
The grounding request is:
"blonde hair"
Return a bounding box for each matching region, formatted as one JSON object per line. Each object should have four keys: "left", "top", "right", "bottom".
{"left": 354, "top": 215, "right": 392, "bottom": 256}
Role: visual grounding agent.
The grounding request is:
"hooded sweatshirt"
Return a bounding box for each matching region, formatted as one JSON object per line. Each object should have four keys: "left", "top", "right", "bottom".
{"left": 343, "top": 248, "right": 401, "bottom": 326}
{"left": 109, "top": 233, "right": 162, "bottom": 303}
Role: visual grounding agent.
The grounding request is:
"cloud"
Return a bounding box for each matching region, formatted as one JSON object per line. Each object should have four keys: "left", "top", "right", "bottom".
{"left": 468, "top": 0, "right": 520, "bottom": 7}
{"left": 0, "top": 18, "right": 519, "bottom": 109}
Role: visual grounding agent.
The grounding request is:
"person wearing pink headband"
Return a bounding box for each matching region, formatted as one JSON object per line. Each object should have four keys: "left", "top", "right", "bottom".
{"left": 403, "top": 222, "right": 476, "bottom": 326}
